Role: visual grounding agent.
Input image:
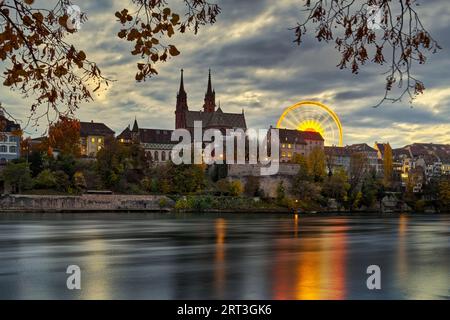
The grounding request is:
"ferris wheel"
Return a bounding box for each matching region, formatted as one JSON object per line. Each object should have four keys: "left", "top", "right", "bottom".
{"left": 276, "top": 101, "right": 343, "bottom": 147}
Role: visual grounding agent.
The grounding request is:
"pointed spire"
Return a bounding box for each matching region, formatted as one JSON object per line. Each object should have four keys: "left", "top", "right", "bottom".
{"left": 207, "top": 68, "right": 213, "bottom": 95}
{"left": 132, "top": 117, "right": 139, "bottom": 132}
{"left": 203, "top": 69, "right": 216, "bottom": 112}
{"left": 178, "top": 69, "right": 186, "bottom": 94}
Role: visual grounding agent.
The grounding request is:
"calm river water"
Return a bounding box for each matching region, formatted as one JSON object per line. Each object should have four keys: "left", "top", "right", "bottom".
{"left": 0, "top": 213, "right": 448, "bottom": 299}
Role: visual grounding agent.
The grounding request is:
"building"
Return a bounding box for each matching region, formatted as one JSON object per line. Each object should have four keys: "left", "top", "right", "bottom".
{"left": 0, "top": 109, "right": 21, "bottom": 165}
{"left": 277, "top": 128, "right": 324, "bottom": 162}
{"left": 345, "top": 143, "right": 380, "bottom": 173}
{"left": 175, "top": 69, "right": 247, "bottom": 133}
{"left": 117, "top": 119, "right": 175, "bottom": 163}
{"left": 324, "top": 146, "right": 351, "bottom": 173}
{"left": 393, "top": 143, "right": 450, "bottom": 185}
{"left": 80, "top": 121, "right": 115, "bottom": 157}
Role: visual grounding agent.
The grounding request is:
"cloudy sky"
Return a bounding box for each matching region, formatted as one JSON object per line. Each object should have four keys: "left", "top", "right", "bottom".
{"left": 2, "top": 0, "right": 450, "bottom": 148}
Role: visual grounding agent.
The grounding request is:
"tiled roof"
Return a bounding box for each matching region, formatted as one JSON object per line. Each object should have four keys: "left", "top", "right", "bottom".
{"left": 80, "top": 121, "right": 114, "bottom": 137}
{"left": 185, "top": 110, "right": 247, "bottom": 129}
{"left": 117, "top": 126, "right": 175, "bottom": 145}
{"left": 346, "top": 143, "right": 377, "bottom": 153}
{"left": 278, "top": 128, "right": 323, "bottom": 143}
{"left": 324, "top": 146, "right": 351, "bottom": 157}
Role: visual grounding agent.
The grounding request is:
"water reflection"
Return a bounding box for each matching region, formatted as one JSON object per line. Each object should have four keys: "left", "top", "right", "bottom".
{"left": 214, "top": 218, "right": 226, "bottom": 298}
{"left": 0, "top": 213, "right": 448, "bottom": 299}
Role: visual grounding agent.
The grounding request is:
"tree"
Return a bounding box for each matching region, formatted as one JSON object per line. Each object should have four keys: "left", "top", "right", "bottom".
{"left": 1, "top": 161, "right": 33, "bottom": 193}
{"left": 307, "top": 147, "right": 327, "bottom": 182}
{"left": 96, "top": 137, "right": 129, "bottom": 189}
{"left": 438, "top": 178, "right": 450, "bottom": 212}
{"left": 0, "top": 0, "right": 219, "bottom": 120}
{"left": 348, "top": 152, "right": 368, "bottom": 195}
{"left": 43, "top": 116, "right": 81, "bottom": 157}
{"left": 322, "top": 168, "right": 349, "bottom": 208}
{"left": 0, "top": 0, "right": 107, "bottom": 121}
{"left": 34, "top": 169, "right": 56, "bottom": 189}
{"left": 383, "top": 143, "right": 393, "bottom": 187}
{"left": 294, "top": 0, "right": 441, "bottom": 106}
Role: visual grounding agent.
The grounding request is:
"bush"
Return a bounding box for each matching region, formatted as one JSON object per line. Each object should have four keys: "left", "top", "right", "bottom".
{"left": 73, "top": 171, "right": 87, "bottom": 191}
{"left": 54, "top": 170, "right": 70, "bottom": 192}
{"left": 1, "top": 162, "right": 33, "bottom": 193}
{"left": 34, "top": 169, "right": 57, "bottom": 189}
{"left": 158, "top": 198, "right": 168, "bottom": 209}
{"left": 229, "top": 181, "right": 243, "bottom": 197}
{"left": 174, "top": 197, "right": 189, "bottom": 211}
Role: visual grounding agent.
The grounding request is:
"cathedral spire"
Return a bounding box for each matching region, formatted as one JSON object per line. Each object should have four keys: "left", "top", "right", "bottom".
{"left": 175, "top": 69, "right": 188, "bottom": 129}
{"left": 207, "top": 69, "right": 213, "bottom": 95}
{"left": 203, "top": 69, "right": 216, "bottom": 113}
{"left": 179, "top": 69, "right": 185, "bottom": 95}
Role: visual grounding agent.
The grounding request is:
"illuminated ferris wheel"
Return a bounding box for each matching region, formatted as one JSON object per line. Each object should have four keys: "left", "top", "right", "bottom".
{"left": 276, "top": 101, "right": 343, "bottom": 147}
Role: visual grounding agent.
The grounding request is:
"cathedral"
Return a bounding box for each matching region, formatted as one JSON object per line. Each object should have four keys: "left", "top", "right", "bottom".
{"left": 175, "top": 69, "right": 247, "bottom": 133}
{"left": 118, "top": 69, "right": 247, "bottom": 163}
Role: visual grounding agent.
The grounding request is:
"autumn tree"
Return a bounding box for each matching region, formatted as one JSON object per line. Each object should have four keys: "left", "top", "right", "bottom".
{"left": 43, "top": 115, "right": 80, "bottom": 156}
{"left": 0, "top": 0, "right": 107, "bottom": 124}
{"left": 0, "top": 0, "right": 219, "bottom": 123}
{"left": 307, "top": 147, "right": 327, "bottom": 182}
{"left": 294, "top": 0, "right": 441, "bottom": 105}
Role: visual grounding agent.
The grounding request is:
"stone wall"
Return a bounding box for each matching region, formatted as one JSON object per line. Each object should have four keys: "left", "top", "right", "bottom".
{"left": 0, "top": 194, "right": 173, "bottom": 212}
{"left": 227, "top": 163, "right": 300, "bottom": 177}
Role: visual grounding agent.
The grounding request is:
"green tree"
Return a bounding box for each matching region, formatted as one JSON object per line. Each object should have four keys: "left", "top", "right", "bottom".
{"left": 322, "top": 168, "right": 349, "bottom": 208}
{"left": 34, "top": 169, "right": 56, "bottom": 189}
{"left": 1, "top": 162, "right": 33, "bottom": 193}
{"left": 96, "top": 137, "right": 129, "bottom": 189}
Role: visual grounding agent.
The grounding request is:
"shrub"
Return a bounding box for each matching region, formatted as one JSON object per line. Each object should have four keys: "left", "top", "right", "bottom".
{"left": 229, "top": 180, "right": 243, "bottom": 197}
{"left": 158, "top": 197, "right": 168, "bottom": 208}
{"left": 54, "top": 170, "right": 70, "bottom": 192}
{"left": 34, "top": 169, "right": 56, "bottom": 189}
{"left": 73, "top": 171, "right": 87, "bottom": 191}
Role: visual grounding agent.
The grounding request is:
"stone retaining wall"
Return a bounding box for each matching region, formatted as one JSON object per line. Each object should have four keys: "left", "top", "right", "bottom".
{"left": 0, "top": 194, "right": 173, "bottom": 211}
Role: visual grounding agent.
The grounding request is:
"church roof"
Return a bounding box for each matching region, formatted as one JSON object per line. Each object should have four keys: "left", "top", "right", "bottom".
{"left": 184, "top": 110, "right": 247, "bottom": 130}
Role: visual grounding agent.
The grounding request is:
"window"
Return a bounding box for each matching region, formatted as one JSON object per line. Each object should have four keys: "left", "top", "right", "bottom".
{"left": 9, "top": 146, "right": 16, "bottom": 153}
{"left": 0, "top": 145, "right": 6, "bottom": 153}
{"left": 154, "top": 151, "right": 159, "bottom": 161}
{"left": 91, "top": 137, "right": 95, "bottom": 143}
{"left": 9, "top": 136, "right": 16, "bottom": 142}
{"left": 98, "top": 138, "right": 102, "bottom": 143}
{"left": 282, "top": 152, "right": 286, "bottom": 157}
{"left": 282, "top": 144, "right": 286, "bottom": 148}
{"left": 120, "top": 138, "right": 124, "bottom": 143}
{"left": 161, "top": 151, "right": 166, "bottom": 161}
{"left": 288, "top": 144, "right": 292, "bottom": 149}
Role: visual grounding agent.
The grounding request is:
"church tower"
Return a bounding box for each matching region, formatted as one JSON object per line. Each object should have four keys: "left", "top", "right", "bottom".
{"left": 203, "top": 69, "right": 216, "bottom": 113}
{"left": 175, "top": 69, "right": 188, "bottom": 129}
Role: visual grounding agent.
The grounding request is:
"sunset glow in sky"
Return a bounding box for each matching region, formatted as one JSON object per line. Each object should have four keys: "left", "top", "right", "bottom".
{"left": 1, "top": 0, "right": 450, "bottom": 148}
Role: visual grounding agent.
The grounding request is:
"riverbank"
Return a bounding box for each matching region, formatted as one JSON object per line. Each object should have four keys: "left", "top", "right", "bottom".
{"left": 0, "top": 194, "right": 446, "bottom": 215}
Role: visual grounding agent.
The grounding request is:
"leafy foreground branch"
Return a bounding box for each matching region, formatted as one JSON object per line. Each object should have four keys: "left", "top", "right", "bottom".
{"left": 293, "top": 0, "right": 441, "bottom": 106}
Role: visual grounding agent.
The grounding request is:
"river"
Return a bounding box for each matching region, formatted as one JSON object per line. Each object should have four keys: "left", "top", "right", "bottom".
{"left": 0, "top": 213, "right": 448, "bottom": 299}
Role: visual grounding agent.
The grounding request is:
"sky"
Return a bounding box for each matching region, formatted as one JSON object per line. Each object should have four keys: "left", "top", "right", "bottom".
{"left": 1, "top": 0, "right": 450, "bottom": 148}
